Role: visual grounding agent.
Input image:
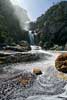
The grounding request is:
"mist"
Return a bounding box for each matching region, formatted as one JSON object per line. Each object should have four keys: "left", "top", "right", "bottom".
{"left": 13, "top": 5, "right": 30, "bottom": 30}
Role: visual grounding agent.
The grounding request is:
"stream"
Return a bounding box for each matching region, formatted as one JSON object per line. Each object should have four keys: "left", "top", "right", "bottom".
{"left": 0, "top": 46, "right": 67, "bottom": 100}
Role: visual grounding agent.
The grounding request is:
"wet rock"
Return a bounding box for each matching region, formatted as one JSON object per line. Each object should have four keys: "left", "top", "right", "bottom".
{"left": 0, "top": 67, "right": 66, "bottom": 100}
{"left": 26, "top": 95, "right": 62, "bottom": 100}
{"left": 64, "top": 43, "right": 67, "bottom": 50}
{"left": 50, "top": 45, "right": 63, "bottom": 50}
{"left": 33, "top": 68, "right": 42, "bottom": 75}
{"left": 19, "top": 40, "right": 31, "bottom": 51}
{"left": 0, "top": 60, "right": 4, "bottom": 64}
{"left": 55, "top": 54, "right": 67, "bottom": 73}
{"left": 0, "top": 71, "right": 36, "bottom": 100}
{"left": 18, "top": 78, "right": 32, "bottom": 86}
{"left": 0, "top": 52, "right": 40, "bottom": 64}
{"left": 4, "top": 41, "right": 31, "bottom": 52}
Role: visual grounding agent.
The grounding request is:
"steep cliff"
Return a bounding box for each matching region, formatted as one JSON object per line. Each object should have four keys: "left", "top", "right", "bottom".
{"left": 34, "top": 1, "right": 67, "bottom": 49}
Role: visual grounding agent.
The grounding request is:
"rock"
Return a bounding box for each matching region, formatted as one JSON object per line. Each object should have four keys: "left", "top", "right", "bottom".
{"left": 18, "top": 77, "right": 32, "bottom": 87}
{"left": 0, "top": 71, "right": 36, "bottom": 99}
{"left": 4, "top": 41, "right": 31, "bottom": 52}
{"left": 34, "top": 1, "right": 67, "bottom": 48}
{"left": 39, "top": 41, "right": 43, "bottom": 47}
{"left": 55, "top": 54, "right": 67, "bottom": 73}
{"left": 50, "top": 45, "right": 63, "bottom": 50}
{"left": 64, "top": 43, "right": 67, "bottom": 50}
{"left": 0, "top": 52, "right": 40, "bottom": 64}
{"left": 0, "top": 60, "right": 4, "bottom": 64}
{"left": 33, "top": 68, "right": 42, "bottom": 75}
{"left": 19, "top": 40, "right": 31, "bottom": 51}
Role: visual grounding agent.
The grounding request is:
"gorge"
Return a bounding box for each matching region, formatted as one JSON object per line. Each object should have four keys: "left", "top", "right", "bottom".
{"left": 0, "top": 0, "right": 67, "bottom": 100}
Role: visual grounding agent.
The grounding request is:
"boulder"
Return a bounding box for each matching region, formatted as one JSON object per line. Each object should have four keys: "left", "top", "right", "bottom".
{"left": 55, "top": 54, "right": 67, "bottom": 73}
{"left": 64, "top": 43, "right": 67, "bottom": 50}
{"left": 0, "top": 52, "right": 40, "bottom": 64}
{"left": 4, "top": 41, "right": 31, "bottom": 52}
{"left": 50, "top": 45, "right": 63, "bottom": 50}
{"left": 19, "top": 40, "right": 31, "bottom": 51}
{"left": 33, "top": 68, "right": 42, "bottom": 75}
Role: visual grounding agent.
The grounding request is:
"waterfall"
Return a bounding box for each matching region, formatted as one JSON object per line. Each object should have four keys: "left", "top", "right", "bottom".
{"left": 28, "top": 31, "right": 35, "bottom": 45}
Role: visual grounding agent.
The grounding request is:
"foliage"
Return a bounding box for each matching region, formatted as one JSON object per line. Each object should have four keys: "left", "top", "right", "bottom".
{"left": 33, "top": 1, "right": 67, "bottom": 49}
{"left": 0, "top": 0, "right": 29, "bottom": 47}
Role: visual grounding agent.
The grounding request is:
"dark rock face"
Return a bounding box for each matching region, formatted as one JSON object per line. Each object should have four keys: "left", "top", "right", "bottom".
{"left": 55, "top": 54, "right": 67, "bottom": 73}
{"left": 34, "top": 1, "right": 67, "bottom": 49}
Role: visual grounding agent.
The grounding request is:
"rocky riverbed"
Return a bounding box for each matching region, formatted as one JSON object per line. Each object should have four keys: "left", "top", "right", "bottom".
{"left": 0, "top": 51, "right": 40, "bottom": 64}
{"left": 0, "top": 67, "right": 67, "bottom": 100}
{"left": 0, "top": 71, "right": 36, "bottom": 100}
{"left": 0, "top": 47, "right": 67, "bottom": 100}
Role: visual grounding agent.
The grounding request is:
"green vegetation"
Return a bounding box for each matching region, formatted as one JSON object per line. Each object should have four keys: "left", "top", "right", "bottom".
{"left": 0, "top": 0, "right": 67, "bottom": 50}
{"left": 30, "top": 1, "right": 67, "bottom": 49}
{"left": 0, "top": 0, "right": 29, "bottom": 47}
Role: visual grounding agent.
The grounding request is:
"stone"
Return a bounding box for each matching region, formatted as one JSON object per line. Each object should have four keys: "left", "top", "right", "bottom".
{"left": 4, "top": 41, "right": 31, "bottom": 52}
{"left": 0, "top": 71, "right": 36, "bottom": 99}
{"left": 18, "top": 78, "right": 32, "bottom": 86}
{"left": 33, "top": 68, "right": 42, "bottom": 75}
{"left": 55, "top": 54, "right": 67, "bottom": 73}
{"left": 0, "top": 60, "right": 4, "bottom": 64}
{"left": 64, "top": 43, "right": 67, "bottom": 50}
{"left": 0, "top": 52, "right": 40, "bottom": 64}
{"left": 50, "top": 45, "right": 63, "bottom": 50}
{"left": 19, "top": 40, "right": 31, "bottom": 51}
{"left": 17, "top": 71, "right": 36, "bottom": 87}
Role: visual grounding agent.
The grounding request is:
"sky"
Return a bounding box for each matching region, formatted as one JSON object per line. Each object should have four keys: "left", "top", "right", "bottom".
{"left": 10, "top": 0, "right": 67, "bottom": 21}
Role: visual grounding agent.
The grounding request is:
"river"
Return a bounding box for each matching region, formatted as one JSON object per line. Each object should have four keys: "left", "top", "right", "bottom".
{"left": 0, "top": 46, "right": 67, "bottom": 100}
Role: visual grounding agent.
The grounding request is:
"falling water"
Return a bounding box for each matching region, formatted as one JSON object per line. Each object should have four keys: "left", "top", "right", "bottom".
{"left": 28, "top": 31, "right": 35, "bottom": 45}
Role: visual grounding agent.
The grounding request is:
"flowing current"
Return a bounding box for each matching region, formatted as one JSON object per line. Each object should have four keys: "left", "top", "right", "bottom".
{"left": 0, "top": 46, "right": 67, "bottom": 100}
{"left": 28, "top": 31, "right": 35, "bottom": 45}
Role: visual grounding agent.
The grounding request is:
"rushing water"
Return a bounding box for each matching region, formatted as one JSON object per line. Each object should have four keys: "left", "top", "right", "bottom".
{"left": 3, "top": 46, "right": 59, "bottom": 73}
{"left": 0, "top": 46, "right": 67, "bottom": 100}
{"left": 28, "top": 31, "right": 35, "bottom": 45}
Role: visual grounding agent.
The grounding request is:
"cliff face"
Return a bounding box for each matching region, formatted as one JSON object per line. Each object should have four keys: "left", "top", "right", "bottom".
{"left": 35, "top": 1, "right": 67, "bottom": 49}
{"left": 0, "top": 0, "right": 29, "bottom": 46}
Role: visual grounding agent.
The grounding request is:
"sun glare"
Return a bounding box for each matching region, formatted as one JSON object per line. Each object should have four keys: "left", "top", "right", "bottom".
{"left": 10, "top": 0, "right": 22, "bottom": 6}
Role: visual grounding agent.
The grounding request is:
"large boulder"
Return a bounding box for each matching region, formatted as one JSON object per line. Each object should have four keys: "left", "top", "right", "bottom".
{"left": 55, "top": 54, "right": 67, "bottom": 73}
